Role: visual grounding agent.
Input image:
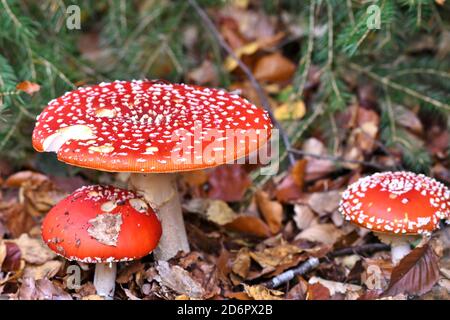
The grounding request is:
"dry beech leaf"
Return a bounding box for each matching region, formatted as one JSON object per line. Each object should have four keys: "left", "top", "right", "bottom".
{"left": 188, "top": 60, "right": 219, "bottom": 86}
{"left": 301, "top": 138, "right": 335, "bottom": 181}
{"left": 275, "top": 159, "right": 306, "bottom": 203}
{"left": 16, "top": 81, "right": 40, "bottom": 95}
{"left": 249, "top": 244, "right": 302, "bottom": 269}
{"left": 10, "top": 234, "right": 56, "bottom": 265}
{"left": 232, "top": 248, "right": 251, "bottom": 278}
{"left": 207, "top": 165, "right": 251, "bottom": 202}
{"left": 286, "top": 278, "right": 308, "bottom": 300}
{"left": 206, "top": 200, "right": 237, "bottom": 225}
{"left": 293, "top": 204, "right": 316, "bottom": 230}
{"left": 253, "top": 52, "right": 296, "bottom": 83}
{"left": 383, "top": 244, "right": 440, "bottom": 297}
{"left": 22, "top": 260, "right": 62, "bottom": 280}
{"left": 275, "top": 175, "right": 302, "bottom": 203}
{"left": 306, "top": 282, "right": 331, "bottom": 300}
{"left": 224, "top": 42, "right": 259, "bottom": 71}
{"left": 22, "top": 180, "right": 67, "bottom": 217}
{"left": 116, "top": 261, "right": 144, "bottom": 284}
{"left": 361, "top": 258, "right": 393, "bottom": 291}
{"left": 224, "top": 291, "right": 252, "bottom": 300}
{"left": 0, "top": 199, "right": 35, "bottom": 237}
{"left": 309, "top": 276, "right": 362, "bottom": 299}
{"left": 224, "top": 32, "right": 285, "bottom": 71}
{"left": 155, "top": 261, "right": 205, "bottom": 299}
{"left": 18, "top": 277, "right": 72, "bottom": 300}
{"left": 255, "top": 190, "right": 283, "bottom": 234}
{"left": 274, "top": 100, "right": 306, "bottom": 121}
{"left": 353, "top": 107, "right": 380, "bottom": 154}
{"left": 307, "top": 190, "right": 341, "bottom": 217}
{"left": 0, "top": 241, "right": 6, "bottom": 268}
{"left": 296, "top": 223, "right": 344, "bottom": 245}
{"left": 243, "top": 284, "right": 283, "bottom": 300}
{"left": 225, "top": 215, "right": 271, "bottom": 238}
{"left": 184, "top": 198, "right": 237, "bottom": 226}
{"left": 82, "top": 294, "right": 104, "bottom": 300}
{"left": 393, "top": 104, "right": 423, "bottom": 134}
{"left": 0, "top": 241, "right": 22, "bottom": 272}
{"left": 4, "top": 171, "right": 49, "bottom": 187}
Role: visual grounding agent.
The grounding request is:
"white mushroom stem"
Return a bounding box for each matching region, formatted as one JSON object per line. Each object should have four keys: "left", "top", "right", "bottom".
{"left": 129, "top": 173, "right": 190, "bottom": 261}
{"left": 94, "top": 262, "right": 117, "bottom": 300}
{"left": 390, "top": 243, "right": 411, "bottom": 264}
{"left": 375, "top": 233, "right": 415, "bottom": 265}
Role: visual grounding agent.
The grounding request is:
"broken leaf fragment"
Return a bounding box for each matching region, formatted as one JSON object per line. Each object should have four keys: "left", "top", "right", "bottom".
{"left": 243, "top": 284, "right": 283, "bottom": 300}
{"left": 16, "top": 81, "right": 40, "bottom": 95}
{"left": 155, "top": 261, "right": 205, "bottom": 299}
{"left": 274, "top": 100, "right": 306, "bottom": 121}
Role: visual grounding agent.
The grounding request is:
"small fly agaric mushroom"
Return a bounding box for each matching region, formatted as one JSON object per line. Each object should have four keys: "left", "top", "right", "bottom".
{"left": 33, "top": 80, "right": 272, "bottom": 260}
{"left": 339, "top": 171, "right": 450, "bottom": 264}
{"left": 42, "top": 185, "right": 161, "bottom": 299}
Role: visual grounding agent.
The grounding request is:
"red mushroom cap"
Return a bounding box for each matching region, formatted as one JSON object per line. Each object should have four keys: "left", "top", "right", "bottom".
{"left": 339, "top": 171, "right": 450, "bottom": 235}
{"left": 42, "top": 185, "right": 162, "bottom": 263}
{"left": 32, "top": 80, "right": 272, "bottom": 173}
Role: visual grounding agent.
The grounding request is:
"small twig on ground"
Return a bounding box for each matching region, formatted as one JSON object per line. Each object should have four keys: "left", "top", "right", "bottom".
{"left": 265, "top": 243, "right": 390, "bottom": 288}
{"left": 288, "top": 148, "right": 390, "bottom": 171}
{"left": 188, "top": 0, "right": 295, "bottom": 166}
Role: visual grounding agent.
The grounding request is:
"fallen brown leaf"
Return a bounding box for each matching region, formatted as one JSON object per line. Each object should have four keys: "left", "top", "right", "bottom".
{"left": 16, "top": 81, "right": 40, "bottom": 95}
{"left": 188, "top": 60, "right": 219, "bottom": 86}
{"left": 207, "top": 165, "right": 251, "bottom": 202}
{"left": 306, "top": 282, "right": 331, "bottom": 300}
{"left": 243, "top": 284, "right": 283, "bottom": 300}
{"left": 0, "top": 241, "right": 21, "bottom": 272}
{"left": 0, "top": 199, "right": 35, "bottom": 237}
{"left": 4, "top": 171, "right": 48, "bottom": 187}
{"left": 286, "top": 278, "right": 308, "bottom": 300}
{"left": 383, "top": 244, "right": 440, "bottom": 297}
{"left": 255, "top": 190, "right": 283, "bottom": 234}
{"left": 296, "top": 223, "right": 344, "bottom": 245}
{"left": 249, "top": 244, "right": 302, "bottom": 269}
{"left": 225, "top": 215, "right": 271, "bottom": 238}
{"left": 22, "top": 260, "right": 62, "bottom": 280}
{"left": 253, "top": 52, "right": 296, "bottom": 83}
{"left": 232, "top": 248, "right": 251, "bottom": 278}
{"left": 18, "top": 278, "right": 72, "bottom": 300}
{"left": 309, "top": 276, "right": 362, "bottom": 299}
{"left": 307, "top": 190, "right": 341, "bottom": 217}
{"left": 9, "top": 234, "right": 55, "bottom": 265}
{"left": 274, "top": 100, "right": 306, "bottom": 121}
{"left": 155, "top": 261, "right": 205, "bottom": 299}
{"left": 293, "top": 204, "right": 316, "bottom": 230}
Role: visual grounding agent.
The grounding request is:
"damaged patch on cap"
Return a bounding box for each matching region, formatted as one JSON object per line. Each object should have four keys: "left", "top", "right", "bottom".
{"left": 42, "top": 125, "right": 95, "bottom": 152}
{"left": 87, "top": 213, "right": 123, "bottom": 246}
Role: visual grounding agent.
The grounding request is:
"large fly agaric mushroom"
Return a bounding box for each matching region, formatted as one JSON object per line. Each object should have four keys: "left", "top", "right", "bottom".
{"left": 33, "top": 80, "right": 272, "bottom": 260}
{"left": 339, "top": 171, "right": 450, "bottom": 264}
{"left": 42, "top": 185, "right": 161, "bottom": 299}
